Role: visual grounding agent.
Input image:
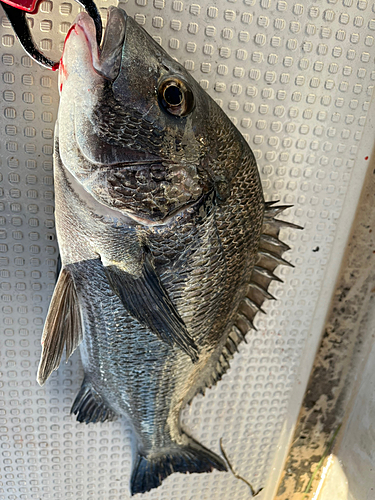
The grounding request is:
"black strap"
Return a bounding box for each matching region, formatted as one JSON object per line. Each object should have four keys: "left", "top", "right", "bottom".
{"left": 1, "top": 0, "right": 102, "bottom": 70}
{"left": 1, "top": 1, "right": 56, "bottom": 69}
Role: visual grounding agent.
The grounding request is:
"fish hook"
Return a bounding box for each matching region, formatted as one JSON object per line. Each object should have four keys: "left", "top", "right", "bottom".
{"left": 0, "top": 0, "right": 102, "bottom": 70}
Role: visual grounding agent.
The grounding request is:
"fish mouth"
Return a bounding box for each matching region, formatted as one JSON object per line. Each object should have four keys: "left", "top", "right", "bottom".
{"left": 72, "top": 6, "right": 126, "bottom": 80}
{"left": 62, "top": 7, "right": 162, "bottom": 167}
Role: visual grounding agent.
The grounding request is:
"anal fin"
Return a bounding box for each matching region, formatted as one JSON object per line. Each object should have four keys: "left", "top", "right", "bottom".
{"left": 71, "top": 379, "right": 117, "bottom": 424}
{"left": 104, "top": 253, "right": 199, "bottom": 363}
{"left": 37, "top": 267, "right": 83, "bottom": 386}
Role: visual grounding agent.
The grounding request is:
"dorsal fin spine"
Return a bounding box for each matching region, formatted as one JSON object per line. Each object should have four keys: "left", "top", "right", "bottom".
{"left": 199, "top": 204, "right": 301, "bottom": 392}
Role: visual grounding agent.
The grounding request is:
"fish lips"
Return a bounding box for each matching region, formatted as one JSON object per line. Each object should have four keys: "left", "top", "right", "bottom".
{"left": 96, "top": 7, "right": 127, "bottom": 80}
{"left": 64, "top": 6, "right": 127, "bottom": 81}
{"left": 61, "top": 7, "right": 163, "bottom": 168}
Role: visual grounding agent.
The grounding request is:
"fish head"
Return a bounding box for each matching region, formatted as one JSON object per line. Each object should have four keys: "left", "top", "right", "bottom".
{"left": 58, "top": 7, "right": 245, "bottom": 224}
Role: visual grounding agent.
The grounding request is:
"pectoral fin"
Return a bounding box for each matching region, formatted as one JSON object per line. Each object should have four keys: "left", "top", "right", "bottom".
{"left": 104, "top": 254, "right": 199, "bottom": 363}
{"left": 37, "top": 267, "right": 83, "bottom": 385}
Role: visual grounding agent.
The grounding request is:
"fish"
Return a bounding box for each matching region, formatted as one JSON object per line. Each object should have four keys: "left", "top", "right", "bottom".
{"left": 37, "top": 6, "right": 297, "bottom": 495}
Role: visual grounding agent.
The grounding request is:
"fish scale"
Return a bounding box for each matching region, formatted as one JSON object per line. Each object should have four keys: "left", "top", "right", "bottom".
{"left": 36, "top": 6, "right": 298, "bottom": 496}
{"left": 158, "top": 213, "right": 225, "bottom": 344}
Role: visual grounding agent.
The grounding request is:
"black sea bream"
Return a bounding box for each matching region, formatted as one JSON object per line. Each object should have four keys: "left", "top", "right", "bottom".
{"left": 37, "top": 7, "right": 295, "bottom": 495}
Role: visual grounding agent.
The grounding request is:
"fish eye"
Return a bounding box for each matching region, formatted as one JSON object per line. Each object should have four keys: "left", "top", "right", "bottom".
{"left": 158, "top": 77, "right": 194, "bottom": 117}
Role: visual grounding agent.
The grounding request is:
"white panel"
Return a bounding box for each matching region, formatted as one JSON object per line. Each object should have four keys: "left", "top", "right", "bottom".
{"left": 0, "top": 1, "right": 374, "bottom": 499}
{"left": 319, "top": 306, "right": 375, "bottom": 500}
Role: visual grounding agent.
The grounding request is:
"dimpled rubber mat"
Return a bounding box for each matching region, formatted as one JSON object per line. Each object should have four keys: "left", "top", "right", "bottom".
{"left": 0, "top": 0, "right": 374, "bottom": 499}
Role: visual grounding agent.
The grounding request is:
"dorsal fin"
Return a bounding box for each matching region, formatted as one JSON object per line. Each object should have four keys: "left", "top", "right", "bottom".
{"left": 37, "top": 267, "right": 83, "bottom": 386}
{"left": 194, "top": 204, "right": 302, "bottom": 398}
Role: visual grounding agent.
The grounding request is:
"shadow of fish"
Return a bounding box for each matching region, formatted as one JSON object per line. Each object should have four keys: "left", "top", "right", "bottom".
{"left": 37, "top": 6, "right": 298, "bottom": 495}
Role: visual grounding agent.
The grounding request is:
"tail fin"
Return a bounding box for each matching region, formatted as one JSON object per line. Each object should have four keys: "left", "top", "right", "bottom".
{"left": 130, "top": 436, "right": 227, "bottom": 495}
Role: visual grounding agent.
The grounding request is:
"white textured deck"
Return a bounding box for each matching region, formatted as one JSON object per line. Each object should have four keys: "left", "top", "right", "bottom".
{"left": 0, "top": 1, "right": 374, "bottom": 498}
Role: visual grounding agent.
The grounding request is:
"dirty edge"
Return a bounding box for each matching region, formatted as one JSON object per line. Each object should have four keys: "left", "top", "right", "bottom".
{"left": 274, "top": 148, "right": 375, "bottom": 499}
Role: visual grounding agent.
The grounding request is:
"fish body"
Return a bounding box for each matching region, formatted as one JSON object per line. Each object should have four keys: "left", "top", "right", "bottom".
{"left": 36, "top": 7, "right": 292, "bottom": 495}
